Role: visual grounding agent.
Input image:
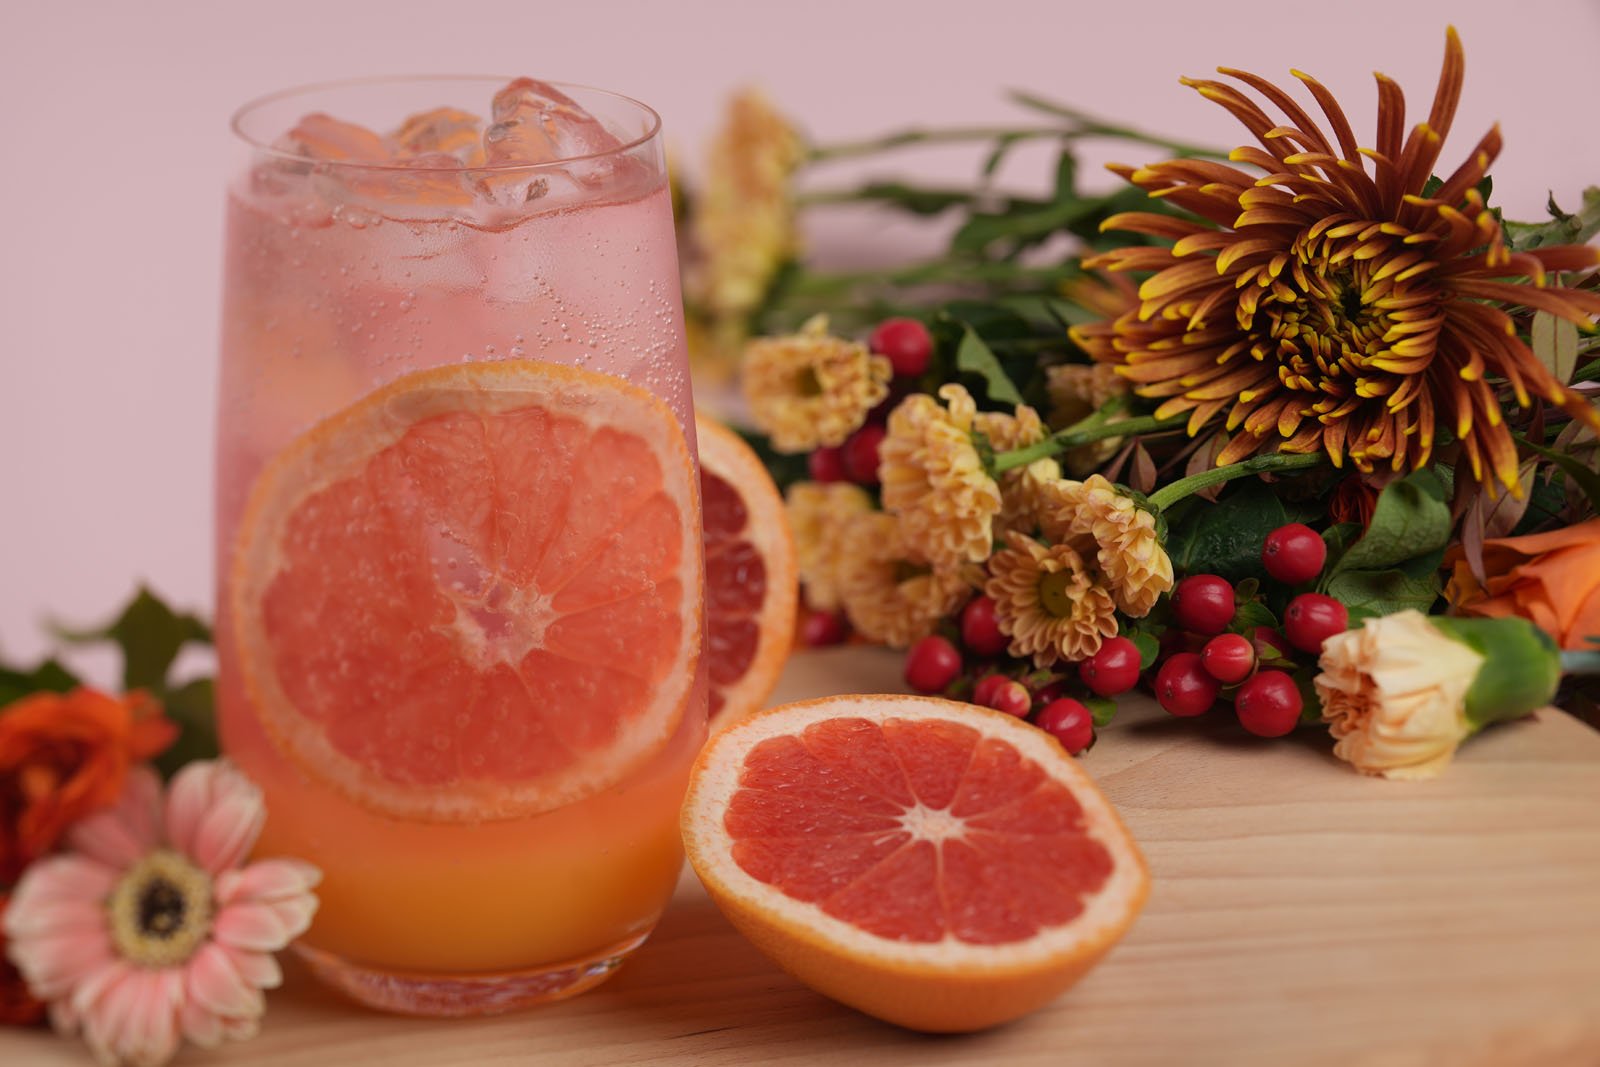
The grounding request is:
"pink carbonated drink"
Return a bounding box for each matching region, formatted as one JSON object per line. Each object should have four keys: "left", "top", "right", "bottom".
{"left": 215, "top": 78, "right": 705, "bottom": 1016}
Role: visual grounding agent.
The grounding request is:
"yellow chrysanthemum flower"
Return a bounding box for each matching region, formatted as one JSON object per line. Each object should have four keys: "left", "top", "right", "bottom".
{"left": 741, "top": 316, "right": 891, "bottom": 454}
{"left": 690, "top": 89, "right": 804, "bottom": 319}
{"left": 1037, "top": 474, "right": 1173, "bottom": 618}
{"left": 879, "top": 385, "right": 1016, "bottom": 569}
{"left": 837, "top": 512, "right": 972, "bottom": 648}
{"left": 995, "top": 457, "right": 1062, "bottom": 539}
{"left": 785, "top": 481, "right": 874, "bottom": 612}
{"left": 984, "top": 531, "right": 1119, "bottom": 666}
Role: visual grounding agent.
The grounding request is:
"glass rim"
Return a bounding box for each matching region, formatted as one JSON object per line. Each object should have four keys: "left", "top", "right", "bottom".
{"left": 229, "top": 74, "right": 663, "bottom": 174}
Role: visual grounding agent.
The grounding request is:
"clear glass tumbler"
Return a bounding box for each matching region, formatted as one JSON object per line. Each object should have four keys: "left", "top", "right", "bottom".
{"left": 215, "top": 77, "right": 705, "bottom": 1016}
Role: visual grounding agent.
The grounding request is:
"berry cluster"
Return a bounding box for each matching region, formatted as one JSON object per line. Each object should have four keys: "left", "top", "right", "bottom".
{"left": 797, "top": 318, "right": 935, "bottom": 649}
{"left": 1152, "top": 523, "right": 1348, "bottom": 736}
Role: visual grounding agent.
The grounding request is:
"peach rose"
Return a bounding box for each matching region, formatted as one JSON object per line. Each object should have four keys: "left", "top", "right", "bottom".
{"left": 0, "top": 688, "right": 175, "bottom": 886}
{"left": 1444, "top": 518, "right": 1600, "bottom": 650}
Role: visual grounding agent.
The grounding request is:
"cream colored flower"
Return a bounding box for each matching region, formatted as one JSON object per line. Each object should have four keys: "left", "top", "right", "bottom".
{"left": 785, "top": 481, "right": 874, "bottom": 612}
{"left": 1315, "top": 610, "right": 1481, "bottom": 781}
{"left": 1037, "top": 475, "right": 1172, "bottom": 617}
{"left": 879, "top": 384, "right": 1007, "bottom": 569}
{"left": 996, "top": 457, "right": 1062, "bottom": 538}
{"left": 689, "top": 89, "right": 804, "bottom": 318}
{"left": 1046, "top": 363, "right": 1130, "bottom": 474}
{"left": 984, "top": 531, "right": 1118, "bottom": 666}
{"left": 837, "top": 512, "right": 972, "bottom": 648}
{"left": 741, "top": 316, "right": 891, "bottom": 453}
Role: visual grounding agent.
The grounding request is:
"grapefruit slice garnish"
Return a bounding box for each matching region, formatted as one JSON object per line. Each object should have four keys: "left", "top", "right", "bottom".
{"left": 695, "top": 415, "right": 797, "bottom": 729}
{"left": 681, "top": 694, "right": 1149, "bottom": 1032}
{"left": 232, "top": 360, "right": 703, "bottom": 822}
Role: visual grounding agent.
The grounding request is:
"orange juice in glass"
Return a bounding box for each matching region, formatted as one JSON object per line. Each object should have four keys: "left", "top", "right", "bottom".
{"left": 215, "top": 77, "right": 705, "bottom": 1015}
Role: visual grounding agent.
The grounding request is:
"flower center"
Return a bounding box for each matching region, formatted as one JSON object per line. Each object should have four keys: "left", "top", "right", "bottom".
{"left": 794, "top": 366, "right": 823, "bottom": 397}
{"left": 1038, "top": 569, "right": 1081, "bottom": 618}
{"left": 107, "top": 849, "right": 214, "bottom": 968}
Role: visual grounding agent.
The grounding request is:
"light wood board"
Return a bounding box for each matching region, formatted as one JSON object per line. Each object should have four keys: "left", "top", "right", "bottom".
{"left": 5, "top": 647, "right": 1599, "bottom": 1066}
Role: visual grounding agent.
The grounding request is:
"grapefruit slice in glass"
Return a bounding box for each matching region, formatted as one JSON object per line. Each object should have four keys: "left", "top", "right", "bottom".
{"left": 232, "top": 360, "right": 702, "bottom": 822}
{"left": 695, "top": 415, "right": 797, "bottom": 730}
{"left": 681, "top": 694, "right": 1149, "bottom": 1032}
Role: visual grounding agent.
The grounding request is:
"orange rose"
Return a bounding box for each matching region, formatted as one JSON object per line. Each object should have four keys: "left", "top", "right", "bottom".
{"left": 1444, "top": 518, "right": 1600, "bottom": 650}
{"left": 0, "top": 894, "right": 44, "bottom": 1026}
{"left": 0, "top": 688, "right": 176, "bottom": 886}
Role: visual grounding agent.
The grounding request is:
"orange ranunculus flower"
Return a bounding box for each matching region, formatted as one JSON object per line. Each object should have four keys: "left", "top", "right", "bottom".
{"left": 1444, "top": 518, "right": 1600, "bottom": 650}
{"left": 0, "top": 688, "right": 176, "bottom": 887}
{"left": 0, "top": 893, "right": 44, "bottom": 1026}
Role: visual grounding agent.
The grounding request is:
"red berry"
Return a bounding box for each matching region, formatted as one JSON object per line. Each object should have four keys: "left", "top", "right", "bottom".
{"left": 1251, "top": 625, "right": 1294, "bottom": 665}
{"left": 1035, "top": 698, "right": 1095, "bottom": 755}
{"left": 1283, "top": 593, "right": 1349, "bottom": 654}
{"left": 1155, "top": 652, "right": 1220, "bottom": 717}
{"left": 867, "top": 317, "right": 934, "bottom": 378}
{"left": 1030, "top": 677, "right": 1070, "bottom": 709}
{"left": 904, "top": 636, "right": 963, "bottom": 693}
{"left": 1234, "top": 670, "right": 1303, "bottom": 737}
{"left": 1262, "top": 523, "right": 1327, "bottom": 584}
{"left": 800, "top": 609, "right": 848, "bottom": 647}
{"left": 1200, "top": 633, "right": 1255, "bottom": 684}
{"left": 1080, "top": 636, "right": 1141, "bottom": 696}
{"left": 842, "top": 424, "right": 886, "bottom": 485}
{"left": 807, "top": 445, "right": 846, "bottom": 483}
{"left": 1171, "top": 575, "right": 1236, "bottom": 635}
{"left": 960, "top": 595, "right": 1008, "bottom": 658}
{"left": 972, "top": 674, "right": 1031, "bottom": 718}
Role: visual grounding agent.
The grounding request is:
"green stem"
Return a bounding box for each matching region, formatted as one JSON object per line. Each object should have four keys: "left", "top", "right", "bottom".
{"left": 1560, "top": 650, "right": 1600, "bottom": 675}
{"left": 786, "top": 259, "right": 1078, "bottom": 299}
{"left": 992, "top": 411, "right": 1188, "bottom": 473}
{"left": 1146, "top": 452, "right": 1326, "bottom": 511}
{"left": 1005, "top": 91, "right": 1228, "bottom": 158}
{"left": 805, "top": 125, "right": 1078, "bottom": 164}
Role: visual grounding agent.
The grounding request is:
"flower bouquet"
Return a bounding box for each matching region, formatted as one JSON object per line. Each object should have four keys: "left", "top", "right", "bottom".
{"left": 683, "top": 27, "right": 1600, "bottom": 778}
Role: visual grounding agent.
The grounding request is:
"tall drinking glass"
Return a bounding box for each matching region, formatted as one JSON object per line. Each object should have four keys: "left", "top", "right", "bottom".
{"left": 215, "top": 78, "right": 705, "bottom": 1016}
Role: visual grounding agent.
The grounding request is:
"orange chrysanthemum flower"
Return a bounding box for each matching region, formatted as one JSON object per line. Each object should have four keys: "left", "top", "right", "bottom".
{"left": 1072, "top": 29, "right": 1600, "bottom": 492}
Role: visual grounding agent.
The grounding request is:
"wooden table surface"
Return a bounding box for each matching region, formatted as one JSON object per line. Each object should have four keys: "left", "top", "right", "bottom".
{"left": 6, "top": 647, "right": 1600, "bottom": 1066}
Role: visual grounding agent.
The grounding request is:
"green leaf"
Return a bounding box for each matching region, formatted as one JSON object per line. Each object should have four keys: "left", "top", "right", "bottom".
{"left": 1324, "top": 567, "right": 1443, "bottom": 622}
{"left": 1531, "top": 311, "right": 1580, "bottom": 384}
{"left": 1128, "top": 630, "right": 1161, "bottom": 672}
{"left": 1232, "top": 600, "right": 1279, "bottom": 633}
{"left": 0, "top": 658, "right": 81, "bottom": 706}
{"left": 151, "top": 678, "right": 219, "bottom": 780}
{"left": 1167, "top": 482, "right": 1289, "bottom": 583}
{"left": 954, "top": 326, "right": 1024, "bottom": 406}
{"left": 53, "top": 586, "right": 212, "bottom": 693}
{"left": 847, "top": 181, "right": 978, "bottom": 217}
{"left": 1083, "top": 696, "right": 1118, "bottom": 728}
{"left": 1519, "top": 436, "right": 1600, "bottom": 515}
{"left": 1326, "top": 470, "right": 1451, "bottom": 578}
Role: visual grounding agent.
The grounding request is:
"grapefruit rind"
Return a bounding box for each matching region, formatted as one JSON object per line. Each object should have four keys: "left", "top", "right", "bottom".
{"left": 681, "top": 694, "right": 1149, "bottom": 1032}
{"left": 694, "top": 415, "right": 798, "bottom": 731}
{"left": 233, "top": 359, "right": 703, "bottom": 823}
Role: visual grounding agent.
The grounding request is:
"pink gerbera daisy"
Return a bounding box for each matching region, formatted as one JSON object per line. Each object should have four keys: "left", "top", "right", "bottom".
{"left": 3, "top": 760, "right": 319, "bottom": 1067}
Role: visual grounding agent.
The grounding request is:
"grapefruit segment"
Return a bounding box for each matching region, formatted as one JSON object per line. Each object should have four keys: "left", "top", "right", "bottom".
{"left": 694, "top": 416, "right": 798, "bottom": 728}
{"left": 233, "top": 360, "right": 702, "bottom": 822}
{"left": 681, "top": 694, "right": 1149, "bottom": 1032}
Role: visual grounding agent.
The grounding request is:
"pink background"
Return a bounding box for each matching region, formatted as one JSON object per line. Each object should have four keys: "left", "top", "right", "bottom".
{"left": 3, "top": 0, "right": 1598, "bottom": 665}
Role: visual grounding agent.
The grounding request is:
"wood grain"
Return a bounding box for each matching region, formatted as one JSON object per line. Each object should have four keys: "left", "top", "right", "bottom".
{"left": 5, "top": 646, "right": 1599, "bottom": 1066}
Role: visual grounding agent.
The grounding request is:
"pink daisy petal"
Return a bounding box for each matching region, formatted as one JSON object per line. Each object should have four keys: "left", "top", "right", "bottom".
{"left": 120, "top": 970, "right": 183, "bottom": 1067}
{"left": 66, "top": 960, "right": 133, "bottom": 1027}
{"left": 214, "top": 859, "right": 322, "bottom": 906}
{"left": 15, "top": 932, "right": 118, "bottom": 1000}
{"left": 220, "top": 946, "right": 282, "bottom": 991}
{"left": 166, "top": 761, "right": 264, "bottom": 873}
{"left": 67, "top": 767, "right": 164, "bottom": 868}
{"left": 178, "top": 999, "right": 223, "bottom": 1050}
{"left": 6, "top": 856, "right": 120, "bottom": 921}
{"left": 211, "top": 904, "right": 294, "bottom": 954}
{"left": 190, "top": 792, "right": 267, "bottom": 876}
{"left": 222, "top": 1014, "right": 260, "bottom": 1042}
{"left": 184, "top": 942, "right": 265, "bottom": 1020}
{"left": 82, "top": 968, "right": 148, "bottom": 1067}
{"left": 3, "top": 897, "right": 107, "bottom": 940}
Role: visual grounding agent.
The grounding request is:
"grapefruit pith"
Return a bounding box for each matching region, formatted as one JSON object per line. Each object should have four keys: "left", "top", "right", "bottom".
{"left": 232, "top": 360, "right": 702, "bottom": 822}
{"left": 695, "top": 415, "right": 797, "bottom": 729}
{"left": 681, "top": 694, "right": 1149, "bottom": 1032}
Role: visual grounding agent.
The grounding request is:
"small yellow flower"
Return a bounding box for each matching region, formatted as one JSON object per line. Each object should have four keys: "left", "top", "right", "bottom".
{"left": 742, "top": 316, "right": 891, "bottom": 453}
{"left": 879, "top": 385, "right": 1008, "bottom": 569}
{"left": 1037, "top": 475, "right": 1172, "bottom": 617}
{"left": 837, "top": 512, "right": 972, "bottom": 648}
{"left": 984, "top": 531, "right": 1118, "bottom": 666}
{"left": 689, "top": 89, "right": 804, "bottom": 319}
{"left": 1046, "top": 363, "right": 1130, "bottom": 475}
{"left": 785, "top": 481, "right": 874, "bottom": 612}
{"left": 995, "top": 457, "right": 1062, "bottom": 539}
{"left": 1315, "top": 611, "right": 1481, "bottom": 780}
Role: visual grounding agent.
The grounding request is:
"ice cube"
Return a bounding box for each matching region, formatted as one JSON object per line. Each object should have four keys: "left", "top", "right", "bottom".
{"left": 287, "top": 113, "right": 390, "bottom": 163}
{"left": 393, "top": 107, "right": 484, "bottom": 166}
{"left": 474, "top": 78, "right": 626, "bottom": 206}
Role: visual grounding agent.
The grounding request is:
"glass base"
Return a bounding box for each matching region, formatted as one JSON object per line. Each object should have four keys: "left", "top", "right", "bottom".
{"left": 294, "top": 931, "right": 651, "bottom": 1017}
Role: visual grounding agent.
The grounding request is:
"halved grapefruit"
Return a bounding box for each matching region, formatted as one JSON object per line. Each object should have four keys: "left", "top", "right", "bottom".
{"left": 696, "top": 415, "right": 797, "bottom": 730}
{"left": 681, "top": 694, "right": 1149, "bottom": 1032}
{"left": 232, "top": 360, "right": 702, "bottom": 822}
